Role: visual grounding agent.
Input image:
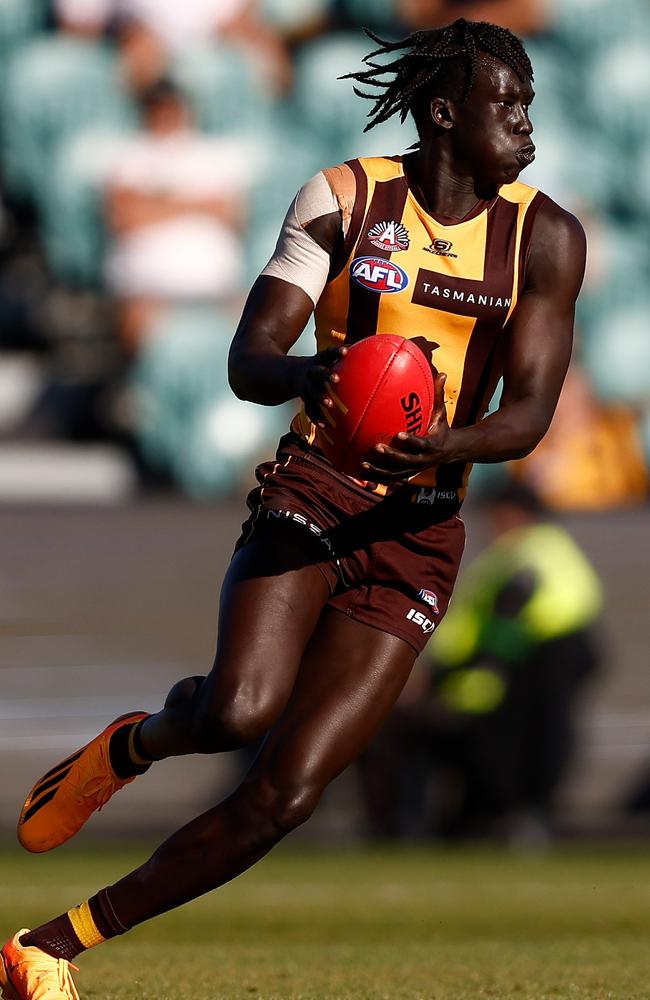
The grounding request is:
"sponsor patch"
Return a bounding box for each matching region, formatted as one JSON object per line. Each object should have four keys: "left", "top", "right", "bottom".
{"left": 367, "top": 220, "right": 409, "bottom": 252}
{"left": 405, "top": 607, "right": 436, "bottom": 633}
{"left": 350, "top": 256, "right": 409, "bottom": 294}
{"left": 423, "top": 238, "right": 457, "bottom": 258}
{"left": 418, "top": 589, "right": 440, "bottom": 613}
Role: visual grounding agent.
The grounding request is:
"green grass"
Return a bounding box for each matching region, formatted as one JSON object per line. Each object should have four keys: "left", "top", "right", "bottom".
{"left": 3, "top": 844, "right": 650, "bottom": 999}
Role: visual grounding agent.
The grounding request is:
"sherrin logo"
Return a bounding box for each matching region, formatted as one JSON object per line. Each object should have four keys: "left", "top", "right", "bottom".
{"left": 350, "top": 256, "right": 409, "bottom": 293}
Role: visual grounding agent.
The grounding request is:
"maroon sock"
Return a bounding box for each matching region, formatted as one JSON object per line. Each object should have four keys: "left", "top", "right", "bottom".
{"left": 20, "top": 888, "right": 129, "bottom": 961}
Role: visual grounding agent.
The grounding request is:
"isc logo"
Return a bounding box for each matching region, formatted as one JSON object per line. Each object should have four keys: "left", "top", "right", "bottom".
{"left": 400, "top": 391, "right": 423, "bottom": 434}
{"left": 405, "top": 608, "right": 436, "bottom": 633}
{"left": 350, "top": 256, "right": 409, "bottom": 293}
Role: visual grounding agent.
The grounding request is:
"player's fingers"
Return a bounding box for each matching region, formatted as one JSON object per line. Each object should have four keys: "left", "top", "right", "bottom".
{"left": 318, "top": 346, "right": 347, "bottom": 369}
{"left": 363, "top": 444, "right": 424, "bottom": 471}
{"left": 392, "top": 433, "right": 430, "bottom": 453}
{"left": 433, "top": 372, "right": 447, "bottom": 412}
{"left": 360, "top": 461, "right": 415, "bottom": 482}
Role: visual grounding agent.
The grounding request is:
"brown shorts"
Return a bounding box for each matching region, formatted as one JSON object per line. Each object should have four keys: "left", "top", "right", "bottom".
{"left": 235, "top": 433, "right": 466, "bottom": 654}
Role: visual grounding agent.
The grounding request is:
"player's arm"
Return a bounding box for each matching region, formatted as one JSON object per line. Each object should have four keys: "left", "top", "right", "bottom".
{"left": 363, "top": 199, "right": 587, "bottom": 480}
{"left": 228, "top": 174, "right": 346, "bottom": 426}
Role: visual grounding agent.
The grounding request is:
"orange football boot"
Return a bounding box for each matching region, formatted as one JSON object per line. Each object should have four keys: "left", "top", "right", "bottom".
{"left": 0, "top": 931, "right": 79, "bottom": 1000}
{"left": 17, "top": 712, "right": 150, "bottom": 853}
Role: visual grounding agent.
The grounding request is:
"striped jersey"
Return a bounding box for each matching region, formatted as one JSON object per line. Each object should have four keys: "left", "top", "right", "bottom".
{"left": 291, "top": 154, "right": 548, "bottom": 502}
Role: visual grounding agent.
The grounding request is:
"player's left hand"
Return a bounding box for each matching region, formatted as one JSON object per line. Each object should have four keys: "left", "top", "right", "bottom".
{"left": 361, "top": 372, "right": 453, "bottom": 483}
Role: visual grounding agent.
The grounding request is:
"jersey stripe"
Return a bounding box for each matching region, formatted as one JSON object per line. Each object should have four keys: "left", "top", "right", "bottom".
{"left": 328, "top": 159, "right": 368, "bottom": 281}
{"left": 345, "top": 172, "right": 409, "bottom": 343}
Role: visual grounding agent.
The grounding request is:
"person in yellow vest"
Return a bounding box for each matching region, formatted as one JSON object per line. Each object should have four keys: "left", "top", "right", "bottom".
{"left": 359, "top": 482, "right": 602, "bottom": 842}
{"left": 431, "top": 482, "right": 602, "bottom": 840}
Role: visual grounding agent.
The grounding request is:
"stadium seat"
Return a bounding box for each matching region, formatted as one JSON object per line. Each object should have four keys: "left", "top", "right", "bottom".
{"left": 261, "top": 0, "right": 332, "bottom": 33}
{"left": 132, "top": 305, "right": 292, "bottom": 498}
{"left": 635, "top": 138, "right": 650, "bottom": 217}
{"left": 292, "top": 33, "right": 376, "bottom": 161}
{"left": 244, "top": 112, "right": 327, "bottom": 285}
{"left": 0, "top": 35, "right": 135, "bottom": 202}
{"left": 170, "top": 41, "right": 274, "bottom": 135}
{"left": 550, "top": 0, "right": 650, "bottom": 54}
{"left": 584, "top": 40, "right": 650, "bottom": 150}
{"left": 581, "top": 299, "right": 650, "bottom": 405}
{"left": 0, "top": 0, "right": 45, "bottom": 71}
{"left": 576, "top": 219, "right": 648, "bottom": 334}
{"left": 340, "top": 0, "right": 400, "bottom": 32}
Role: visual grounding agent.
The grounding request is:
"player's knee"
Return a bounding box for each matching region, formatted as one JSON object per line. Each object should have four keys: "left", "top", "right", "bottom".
{"left": 164, "top": 675, "right": 206, "bottom": 710}
{"left": 271, "top": 784, "right": 320, "bottom": 834}
{"left": 192, "top": 692, "right": 277, "bottom": 753}
{"left": 247, "top": 776, "right": 321, "bottom": 838}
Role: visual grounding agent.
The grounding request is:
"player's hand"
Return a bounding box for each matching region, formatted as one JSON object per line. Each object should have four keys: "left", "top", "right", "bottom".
{"left": 296, "top": 346, "right": 348, "bottom": 428}
{"left": 361, "top": 372, "right": 452, "bottom": 482}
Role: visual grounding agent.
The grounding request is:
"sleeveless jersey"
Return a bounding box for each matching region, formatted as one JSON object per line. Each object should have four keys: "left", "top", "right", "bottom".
{"left": 291, "top": 155, "right": 547, "bottom": 502}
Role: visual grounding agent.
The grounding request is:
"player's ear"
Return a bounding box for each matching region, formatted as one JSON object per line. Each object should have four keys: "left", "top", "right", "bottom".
{"left": 430, "top": 97, "right": 454, "bottom": 130}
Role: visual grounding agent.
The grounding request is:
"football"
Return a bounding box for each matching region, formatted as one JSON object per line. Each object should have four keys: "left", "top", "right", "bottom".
{"left": 317, "top": 334, "right": 435, "bottom": 478}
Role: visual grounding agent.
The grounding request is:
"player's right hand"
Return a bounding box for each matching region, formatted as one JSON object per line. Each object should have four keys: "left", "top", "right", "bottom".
{"left": 295, "top": 346, "right": 347, "bottom": 428}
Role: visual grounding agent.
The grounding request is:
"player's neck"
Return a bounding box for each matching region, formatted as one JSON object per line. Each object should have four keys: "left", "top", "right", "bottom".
{"left": 403, "top": 147, "right": 498, "bottom": 222}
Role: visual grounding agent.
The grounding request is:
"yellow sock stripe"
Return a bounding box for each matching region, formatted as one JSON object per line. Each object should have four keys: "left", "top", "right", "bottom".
{"left": 127, "top": 723, "right": 150, "bottom": 767}
{"left": 68, "top": 901, "right": 106, "bottom": 950}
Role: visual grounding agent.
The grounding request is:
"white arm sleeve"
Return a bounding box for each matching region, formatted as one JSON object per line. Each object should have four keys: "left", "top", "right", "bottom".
{"left": 261, "top": 171, "right": 340, "bottom": 307}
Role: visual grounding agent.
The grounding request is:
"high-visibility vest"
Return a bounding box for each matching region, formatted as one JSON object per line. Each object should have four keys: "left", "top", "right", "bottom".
{"left": 431, "top": 523, "right": 603, "bottom": 669}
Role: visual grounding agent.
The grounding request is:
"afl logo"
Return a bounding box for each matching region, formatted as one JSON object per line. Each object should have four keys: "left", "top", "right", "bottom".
{"left": 367, "top": 220, "right": 409, "bottom": 252}
{"left": 349, "top": 256, "right": 409, "bottom": 294}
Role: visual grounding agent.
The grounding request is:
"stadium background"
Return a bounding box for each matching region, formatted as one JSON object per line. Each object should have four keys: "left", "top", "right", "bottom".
{"left": 0, "top": 0, "right": 649, "bottom": 848}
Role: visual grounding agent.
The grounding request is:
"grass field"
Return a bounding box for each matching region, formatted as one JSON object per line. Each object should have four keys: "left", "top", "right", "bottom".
{"left": 2, "top": 844, "right": 650, "bottom": 999}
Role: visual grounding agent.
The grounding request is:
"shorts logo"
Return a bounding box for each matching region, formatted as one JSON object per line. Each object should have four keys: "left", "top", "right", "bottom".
{"left": 350, "top": 257, "right": 409, "bottom": 294}
{"left": 423, "top": 238, "right": 458, "bottom": 258}
{"left": 418, "top": 589, "right": 440, "bottom": 613}
{"left": 415, "top": 487, "right": 457, "bottom": 505}
{"left": 263, "top": 508, "right": 332, "bottom": 551}
{"left": 406, "top": 608, "right": 436, "bottom": 633}
{"left": 367, "top": 220, "right": 409, "bottom": 252}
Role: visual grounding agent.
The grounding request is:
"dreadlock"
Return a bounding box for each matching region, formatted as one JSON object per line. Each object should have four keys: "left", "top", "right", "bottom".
{"left": 340, "top": 19, "right": 533, "bottom": 133}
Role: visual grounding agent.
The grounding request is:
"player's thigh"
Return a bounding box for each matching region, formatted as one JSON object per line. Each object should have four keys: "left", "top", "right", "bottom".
{"left": 247, "top": 607, "right": 417, "bottom": 794}
{"left": 197, "top": 538, "right": 332, "bottom": 725}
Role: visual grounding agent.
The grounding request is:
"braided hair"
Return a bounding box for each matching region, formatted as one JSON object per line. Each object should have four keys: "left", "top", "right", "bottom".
{"left": 341, "top": 19, "right": 533, "bottom": 134}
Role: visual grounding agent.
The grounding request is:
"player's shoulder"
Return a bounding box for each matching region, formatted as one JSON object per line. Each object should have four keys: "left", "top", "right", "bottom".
{"left": 501, "top": 180, "right": 585, "bottom": 249}
{"left": 533, "top": 196, "right": 586, "bottom": 252}
{"left": 521, "top": 189, "right": 586, "bottom": 291}
{"left": 321, "top": 154, "right": 402, "bottom": 193}
{"left": 530, "top": 195, "right": 586, "bottom": 266}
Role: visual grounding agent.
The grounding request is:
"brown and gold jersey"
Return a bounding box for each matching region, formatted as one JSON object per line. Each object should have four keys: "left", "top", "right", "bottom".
{"left": 291, "top": 154, "right": 547, "bottom": 501}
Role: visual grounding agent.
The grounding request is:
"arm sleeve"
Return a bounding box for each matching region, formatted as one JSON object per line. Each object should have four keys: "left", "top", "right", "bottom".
{"left": 261, "top": 171, "right": 341, "bottom": 307}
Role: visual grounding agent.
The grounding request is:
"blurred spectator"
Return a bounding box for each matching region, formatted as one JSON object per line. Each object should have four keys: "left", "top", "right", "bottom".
{"left": 104, "top": 79, "right": 255, "bottom": 351}
{"left": 338, "top": 0, "right": 547, "bottom": 36}
{"left": 114, "top": 0, "right": 292, "bottom": 95}
{"left": 512, "top": 366, "right": 649, "bottom": 511}
{"left": 52, "top": 0, "right": 111, "bottom": 36}
{"left": 358, "top": 484, "right": 604, "bottom": 843}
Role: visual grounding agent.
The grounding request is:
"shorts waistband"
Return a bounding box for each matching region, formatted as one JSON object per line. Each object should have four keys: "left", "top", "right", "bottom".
{"left": 278, "top": 433, "right": 462, "bottom": 514}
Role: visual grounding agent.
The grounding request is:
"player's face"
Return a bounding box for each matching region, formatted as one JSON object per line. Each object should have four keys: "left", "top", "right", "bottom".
{"left": 451, "top": 57, "right": 535, "bottom": 186}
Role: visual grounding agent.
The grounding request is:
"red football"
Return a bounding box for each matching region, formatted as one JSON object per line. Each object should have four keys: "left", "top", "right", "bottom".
{"left": 317, "top": 334, "right": 435, "bottom": 478}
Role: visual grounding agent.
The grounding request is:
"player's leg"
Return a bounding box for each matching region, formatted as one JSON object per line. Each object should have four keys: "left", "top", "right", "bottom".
{"left": 128, "top": 536, "right": 335, "bottom": 760}
{"left": 5, "top": 611, "right": 414, "bottom": 995}
{"left": 17, "top": 538, "right": 332, "bottom": 854}
{"left": 108, "top": 610, "right": 416, "bottom": 923}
